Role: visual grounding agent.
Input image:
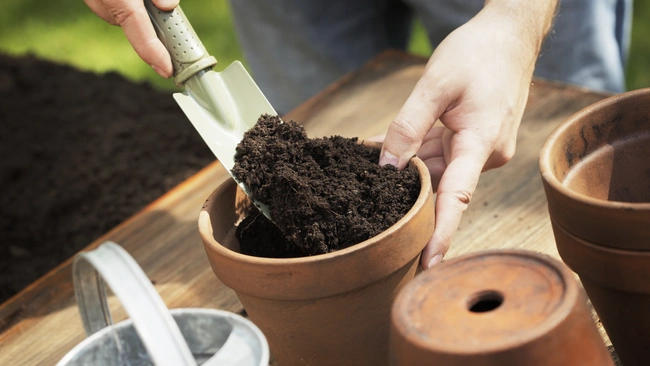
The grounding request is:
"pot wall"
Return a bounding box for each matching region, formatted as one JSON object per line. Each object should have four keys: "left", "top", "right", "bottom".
{"left": 239, "top": 258, "right": 417, "bottom": 365}
{"left": 552, "top": 221, "right": 650, "bottom": 365}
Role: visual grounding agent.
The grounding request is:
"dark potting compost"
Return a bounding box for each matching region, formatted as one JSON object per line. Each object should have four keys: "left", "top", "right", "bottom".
{"left": 232, "top": 114, "right": 420, "bottom": 258}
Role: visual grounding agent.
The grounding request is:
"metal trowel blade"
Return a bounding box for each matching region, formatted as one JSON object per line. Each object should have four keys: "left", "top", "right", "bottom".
{"left": 173, "top": 61, "right": 275, "bottom": 217}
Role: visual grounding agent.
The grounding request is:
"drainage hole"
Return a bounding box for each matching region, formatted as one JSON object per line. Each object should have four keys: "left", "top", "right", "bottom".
{"left": 467, "top": 290, "right": 504, "bottom": 313}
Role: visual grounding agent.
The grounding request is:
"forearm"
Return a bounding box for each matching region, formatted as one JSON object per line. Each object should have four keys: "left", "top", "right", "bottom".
{"left": 481, "top": 0, "right": 558, "bottom": 59}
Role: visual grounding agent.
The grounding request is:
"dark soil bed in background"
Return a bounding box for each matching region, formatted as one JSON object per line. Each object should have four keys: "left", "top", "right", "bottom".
{"left": 0, "top": 54, "right": 214, "bottom": 303}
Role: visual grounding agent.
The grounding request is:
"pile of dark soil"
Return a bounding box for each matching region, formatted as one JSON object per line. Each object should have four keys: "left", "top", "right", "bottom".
{"left": 0, "top": 54, "right": 213, "bottom": 303}
{"left": 232, "top": 115, "right": 420, "bottom": 258}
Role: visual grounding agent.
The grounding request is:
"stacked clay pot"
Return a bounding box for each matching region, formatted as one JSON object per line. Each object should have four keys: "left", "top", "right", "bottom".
{"left": 390, "top": 250, "right": 613, "bottom": 365}
{"left": 199, "top": 151, "right": 434, "bottom": 366}
{"left": 540, "top": 88, "right": 650, "bottom": 366}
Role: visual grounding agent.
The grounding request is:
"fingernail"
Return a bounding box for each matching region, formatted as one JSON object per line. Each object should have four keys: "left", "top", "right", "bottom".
{"left": 380, "top": 150, "right": 399, "bottom": 167}
{"left": 427, "top": 254, "right": 443, "bottom": 268}
{"left": 151, "top": 64, "right": 170, "bottom": 78}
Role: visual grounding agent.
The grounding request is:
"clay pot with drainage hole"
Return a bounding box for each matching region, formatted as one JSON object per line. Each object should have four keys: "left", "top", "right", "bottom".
{"left": 390, "top": 250, "right": 613, "bottom": 365}
{"left": 199, "top": 155, "right": 434, "bottom": 365}
{"left": 540, "top": 88, "right": 650, "bottom": 366}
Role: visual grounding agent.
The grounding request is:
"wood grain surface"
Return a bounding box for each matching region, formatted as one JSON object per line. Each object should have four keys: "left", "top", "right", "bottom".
{"left": 0, "top": 50, "right": 615, "bottom": 365}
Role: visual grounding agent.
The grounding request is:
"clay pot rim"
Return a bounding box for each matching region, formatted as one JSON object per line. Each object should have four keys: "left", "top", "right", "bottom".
{"left": 553, "top": 219, "right": 650, "bottom": 257}
{"left": 199, "top": 154, "right": 432, "bottom": 267}
{"left": 539, "top": 87, "right": 650, "bottom": 210}
{"left": 393, "top": 249, "right": 580, "bottom": 355}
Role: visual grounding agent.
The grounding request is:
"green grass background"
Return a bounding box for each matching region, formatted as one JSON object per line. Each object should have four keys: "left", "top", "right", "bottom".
{"left": 2, "top": 0, "right": 648, "bottom": 91}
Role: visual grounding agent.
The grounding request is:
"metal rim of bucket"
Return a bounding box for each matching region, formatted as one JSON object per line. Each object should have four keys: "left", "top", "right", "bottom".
{"left": 58, "top": 241, "right": 269, "bottom": 366}
{"left": 57, "top": 308, "right": 270, "bottom": 366}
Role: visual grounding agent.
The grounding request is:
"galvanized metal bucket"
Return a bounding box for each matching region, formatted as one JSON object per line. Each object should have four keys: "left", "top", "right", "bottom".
{"left": 57, "top": 241, "right": 269, "bottom": 366}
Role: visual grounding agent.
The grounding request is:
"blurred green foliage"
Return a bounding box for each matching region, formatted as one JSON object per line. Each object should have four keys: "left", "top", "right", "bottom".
{"left": 626, "top": 0, "right": 650, "bottom": 90}
{"left": 0, "top": 0, "right": 243, "bottom": 91}
{"left": 1, "top": 0, "right": 647, "bottom": 91}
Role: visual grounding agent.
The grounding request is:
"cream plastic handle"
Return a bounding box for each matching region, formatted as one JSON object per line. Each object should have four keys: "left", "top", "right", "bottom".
{"left": 144, "top": 0, "right": 217, "bottom": 86}
{"left": 73, "top": 241, "right": 197, "bottom": 366}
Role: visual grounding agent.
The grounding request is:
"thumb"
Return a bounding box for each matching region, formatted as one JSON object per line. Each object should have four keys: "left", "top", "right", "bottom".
{"left": 379, "top": 77, "right": 449, "bottom": 169}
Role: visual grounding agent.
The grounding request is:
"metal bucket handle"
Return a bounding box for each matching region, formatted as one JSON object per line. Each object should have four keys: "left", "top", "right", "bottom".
{"left": 73, "top": 241, "right": 197, "bottom": 366}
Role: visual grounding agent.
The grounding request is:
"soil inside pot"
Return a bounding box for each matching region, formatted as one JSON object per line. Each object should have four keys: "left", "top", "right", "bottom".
{"left": 232, "top": 114, "right": 420, "bottom": 258}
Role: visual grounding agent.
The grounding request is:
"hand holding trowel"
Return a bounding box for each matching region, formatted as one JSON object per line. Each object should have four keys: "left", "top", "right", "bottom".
{"left": 143, "top": 0, "right": 274, "bottom": 219}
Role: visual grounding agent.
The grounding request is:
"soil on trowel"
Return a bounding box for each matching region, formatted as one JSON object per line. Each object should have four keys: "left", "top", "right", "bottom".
{"left": 232, "top": 114, "right": 420, "bottom": 258}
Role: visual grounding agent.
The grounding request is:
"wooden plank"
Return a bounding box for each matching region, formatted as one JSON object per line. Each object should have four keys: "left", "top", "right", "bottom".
{"left": 0, "top": 50, "right": 612, "bottom": 365}
{"left": 290, "top": 51, "right": 427, "bottom": 139}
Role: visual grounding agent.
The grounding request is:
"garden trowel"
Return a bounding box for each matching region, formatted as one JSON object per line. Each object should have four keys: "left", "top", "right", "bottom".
{"left": 144, "top": 0, "right": 274, "bottom": 218}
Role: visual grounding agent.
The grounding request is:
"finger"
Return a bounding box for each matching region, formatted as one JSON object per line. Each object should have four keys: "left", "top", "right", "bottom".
{"left": 420, "top": 133, "right": 491, "bottom": 269}
{"left": 423, "top": 125, "right": 445, "bottom": 140}
{"left": 483, "top": 133, "right": 517, "bottom": 171}
{"left": 152, "top": 0, "right": 180, "bottom": 11}
{"left": 421, "top": 156, "right": 446, "bottom": 190}
{"left": 116, "top": 3, "right": 174, "bottom": 77}
{"left": 83, "top": 0, "right": 116, "bottom": 24}
{"left": 415, "top": 126, "right": 446, "bottom": 161}
{"left": 416, "top": 137, "right": 443, "bottom": 161}
{"left": 379, "top": 77, "right": 450, "bottom": 169}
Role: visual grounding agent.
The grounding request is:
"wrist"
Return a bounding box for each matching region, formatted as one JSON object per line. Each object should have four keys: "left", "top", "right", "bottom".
{"left": 480, "top": 0, "right": 558, "bottom": 55}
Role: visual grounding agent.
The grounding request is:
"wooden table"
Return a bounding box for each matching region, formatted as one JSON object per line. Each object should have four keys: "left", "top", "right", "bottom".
{"left": 0, "top": 51, "right": 614, "bottom": 365}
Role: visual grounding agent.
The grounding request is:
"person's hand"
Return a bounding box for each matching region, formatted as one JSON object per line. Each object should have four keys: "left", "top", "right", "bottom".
{"left": 83, "top": 0, "right": 179, "bottom": 78}
{"left": 379, "top": 2, "right": 556, "bottom": 269}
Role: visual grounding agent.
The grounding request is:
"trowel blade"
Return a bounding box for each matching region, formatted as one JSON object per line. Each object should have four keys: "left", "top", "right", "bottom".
{"left": 173, "top": 61, "right": 276, "bottom": 172}
{"left": 173, "top": 61, "right": 275, "bottom": 217}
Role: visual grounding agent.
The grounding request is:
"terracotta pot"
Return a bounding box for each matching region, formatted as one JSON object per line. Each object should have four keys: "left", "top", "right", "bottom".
{"left": 390, "top": 250, "right": 612, "bottom": 366}
{"left": 539, "top": 88, "right": 650, "bottom": 250}
{"left": 199, "top": 155, "right": 434, "bottom": 365}
{"left": 552, "top": 222, "right": 650, "bottom": 365}
{"left": 540, "top": 88, "right": 650, "bottom": 365}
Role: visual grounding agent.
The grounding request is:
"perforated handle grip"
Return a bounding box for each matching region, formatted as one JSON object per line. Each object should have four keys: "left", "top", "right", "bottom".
{"left": 144, "top": 0, "right": 217, "bottom": 86}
